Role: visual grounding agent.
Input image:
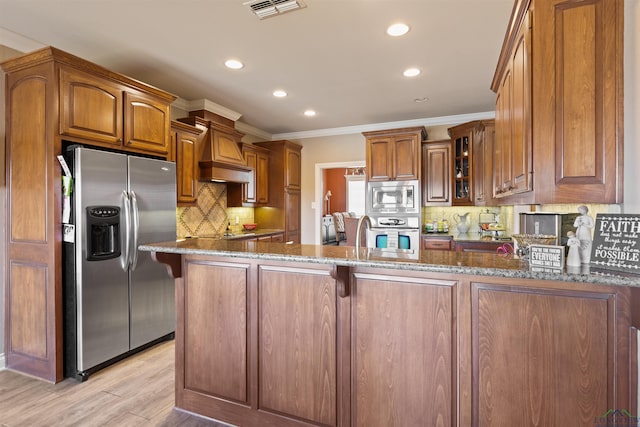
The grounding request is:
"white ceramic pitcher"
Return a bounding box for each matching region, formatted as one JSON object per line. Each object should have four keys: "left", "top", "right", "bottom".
{"left": 453, "top": 212, "right": 470, "bottom": 233}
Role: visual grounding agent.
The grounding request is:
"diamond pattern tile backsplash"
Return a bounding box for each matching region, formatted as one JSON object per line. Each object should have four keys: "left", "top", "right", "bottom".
{"left": 177, "top": 182, "right": 228, "bottom": 238}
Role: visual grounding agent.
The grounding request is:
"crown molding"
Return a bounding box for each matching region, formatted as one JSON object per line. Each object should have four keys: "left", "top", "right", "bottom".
{"left": 185, "top": 98, "right": 242, "bottom": 122}
{"left": 235, "top": 121, "right": 272, "bottom": 140}
{"left": 0, "top": 27, "right": 46, "bottom": 53}
{"left": 272, "top": 111, "right": 496, "bottom": 140}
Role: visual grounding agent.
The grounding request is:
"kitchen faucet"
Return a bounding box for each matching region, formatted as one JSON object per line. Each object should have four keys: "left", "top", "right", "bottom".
{"left": 355, "top": 215, "right": 371, "bottom": 256}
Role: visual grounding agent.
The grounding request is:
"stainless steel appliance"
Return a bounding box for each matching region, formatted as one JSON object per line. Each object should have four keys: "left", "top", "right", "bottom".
{"left": 64, "top": 146, "right": 177, "bottom": 381}
{"left": 367, "top": 180, "right": 420, "bottom": 215}
{"left": 519, "top": 212, "right": 579, "bottom": 246}
{"left": 365, "top": 215, "right": 421, "bottom": 252}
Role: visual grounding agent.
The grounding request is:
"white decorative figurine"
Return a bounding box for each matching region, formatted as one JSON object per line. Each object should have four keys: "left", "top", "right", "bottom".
{"left": 574, "top": 205, "right": 594, "bottom": 264}
{"left": 566, "top": 231, "right": 582, "bottom": 267}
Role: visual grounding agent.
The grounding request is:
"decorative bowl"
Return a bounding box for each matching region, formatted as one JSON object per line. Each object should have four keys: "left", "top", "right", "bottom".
{"left": 511, "top": 233, "right": 556, "bottom": 247}
{"left": 243, "top": 223, "right": 257, "bottom": 231}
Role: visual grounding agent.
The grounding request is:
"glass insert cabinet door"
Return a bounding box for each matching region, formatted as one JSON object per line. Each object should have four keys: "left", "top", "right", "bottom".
{"left": 453, "top": 135, "right": 472, "bottom": 205}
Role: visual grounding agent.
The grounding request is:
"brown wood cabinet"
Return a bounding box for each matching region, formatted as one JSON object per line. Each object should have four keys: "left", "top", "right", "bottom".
{"left": 421, "top": 139, "right": 452, "bottom": 206}
{"left": 363, "top": 127, "right": 426, "bottom": 181}
{"left": 473, "top": 121, "right": 494, "bottom": 206}
{"left": 60, "top": 65, "right": 171, "bottom": 156}
{"left": 228, "top": 143, "right": 270, "bottom": 207}
{"left": 174, "top": 256, "right": 349, "bottom": 426}
{"left": 471, "top": 281, "right": 627, "bottom": 425}
{"left": 422, "top": 235, "right": 453, "bottom": 250}
{"left": 154, "top": 250, "right": 635, "bottom": 426}
{"left": 448, "top": 120, "right": 494, "bottom": 206}
{"left": 0, "top": 47, "right": 175, "bottom": 382}
{"left": 253, "top": 140, "right": 302, "bottom": 244}
{"left": 171, "top": 121, "right": 202, "bottom": 206}
{"left": 492, "top": 0, "right": 623, "bottom": 204}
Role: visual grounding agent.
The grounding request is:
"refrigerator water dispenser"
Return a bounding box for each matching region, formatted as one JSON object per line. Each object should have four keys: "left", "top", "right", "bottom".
{"left": 86, "top": 205, "right": 120, "bottom": 261}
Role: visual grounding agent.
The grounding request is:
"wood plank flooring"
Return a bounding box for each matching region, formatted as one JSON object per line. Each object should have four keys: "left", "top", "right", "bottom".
{"left": 0, "top": 341, "right": 230, "bottom": 427}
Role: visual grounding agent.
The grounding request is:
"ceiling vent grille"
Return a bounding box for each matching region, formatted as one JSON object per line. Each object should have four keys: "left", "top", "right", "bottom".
{"left": 243, "top": 0, "right": 307, "bottom": 19}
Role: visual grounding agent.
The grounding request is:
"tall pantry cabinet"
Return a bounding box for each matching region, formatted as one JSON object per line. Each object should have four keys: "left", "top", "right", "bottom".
{"left": 254, "top": 140, "right": 302, "bottom": 244}
{"left": 492, "top": 0, "right": 623, "bottom": 204}
{"left": 1, "top": 47, "right": 175, "bottom": 382}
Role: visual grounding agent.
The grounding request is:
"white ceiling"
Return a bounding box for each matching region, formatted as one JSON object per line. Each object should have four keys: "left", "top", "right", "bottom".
{"left": 0, "top": 0, "right": 515, "bottom": 138}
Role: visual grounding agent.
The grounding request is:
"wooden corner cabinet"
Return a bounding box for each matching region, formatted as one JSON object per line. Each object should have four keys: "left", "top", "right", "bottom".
{"left": 1, "top": 47, "right": 176, "bottom": 382}
{"left": 447, "top": 120, "right": 494, "bottom": 206}
{"left": 421, "top": 139, "right": 452, "bottom": 206}
{"left": 492, "top": 0, "right": 623, "bottom": 204}
{"left": 363, "top": 127, "right": 427, "bottom": 181}
{"left": 253, "top": 140, "right": 302, "bottom": 244}
{"left": 170, "top": 121, "right": 203, "bottom": 206}
{"left": 227, "top": 143, "right": 270, "bottom": 207}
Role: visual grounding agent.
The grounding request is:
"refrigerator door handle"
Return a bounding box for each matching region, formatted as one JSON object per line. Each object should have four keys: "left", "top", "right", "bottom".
{"left": 122, "top": 190, "right": 132, "bottom": 271}
{"left": 130, "top": 190, "right": 140, "bottom": 271}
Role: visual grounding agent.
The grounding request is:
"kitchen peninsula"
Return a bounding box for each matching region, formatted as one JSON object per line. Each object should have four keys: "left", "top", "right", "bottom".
{"left": 141, "top": 239, "right": 638, "bottom": 427}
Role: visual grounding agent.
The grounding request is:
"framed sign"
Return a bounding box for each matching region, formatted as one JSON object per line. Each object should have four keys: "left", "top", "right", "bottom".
{"left": 590, "top": 214, "right": 640, "bottom": 274}
{"left": 529, "top": 244, "right": 565, "bottom": 273}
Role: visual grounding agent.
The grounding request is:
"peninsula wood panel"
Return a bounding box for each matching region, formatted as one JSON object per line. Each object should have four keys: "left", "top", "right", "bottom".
{"left": 351, "top": 272, "right": 455, "bottom": 427}
{"left": 9, "top": 263, "right": 48, "bottom": 359}
{"left": 472, "top": 284, "right": 613, "bottom": 426}
{"left": 182, "top": 260, "right": 249, "bottom": 403}
{"left": 258, "top": 266, "right": 337, "bottom": 426}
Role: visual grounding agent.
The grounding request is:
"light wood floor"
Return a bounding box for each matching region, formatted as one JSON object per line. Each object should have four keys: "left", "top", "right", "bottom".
{"left": 0, "top": 340, "right": 229, "bottom": 427}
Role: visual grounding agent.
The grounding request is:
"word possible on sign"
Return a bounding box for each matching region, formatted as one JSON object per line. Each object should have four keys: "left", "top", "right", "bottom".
{"left": 590, "top": 214, "right": 640, "bottom": 274}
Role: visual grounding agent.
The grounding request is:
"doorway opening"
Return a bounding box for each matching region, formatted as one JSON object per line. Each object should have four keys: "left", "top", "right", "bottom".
{"left": 314, "top": 160, "right": 366, "bottom": 245}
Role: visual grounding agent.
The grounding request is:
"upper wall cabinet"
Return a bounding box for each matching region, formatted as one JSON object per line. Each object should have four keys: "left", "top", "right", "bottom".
{"left": 60, "top": 65, "right": 172, "bottom": 156}
{"left": 491, "top": 0, "right": 623, "bottom": 204}
{"left": 171, "top": 120, "right": 203, "bottom": 206}
{"left": 363, "top": 127, "right": 427, "bottom": 181}
{"left": 422, "top": 140, "right": 452, "bottom": 206}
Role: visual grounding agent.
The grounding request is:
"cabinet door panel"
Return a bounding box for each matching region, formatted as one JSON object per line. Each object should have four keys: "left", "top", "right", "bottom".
{"left": 367, "top": 138, "right": 393, "bottom": 181}
{"left": 393, "top": 135, "right": 419, "bottom": 180}
{"left": 285, "top": 148, "right": 301, "bottom": 190}
{"left": 124, "top": 92, "right": 170, "bottom": 155}
{"left": 353, "top": 273, "right": 454, "bottom": 427}
{"left": 256, "top": 153, "right": 269, "bottom": 204}
{"left": 244, "top": 150, "right": 258, "bottom": 203}
{"left": 259, "top": 266, "right": 337, "bottom": 425}
{"left": 422, "top": 141, "right": 451, "bottom": 205}
{"left": 285, "top": 191, "right": 301, "bottom": 243}
{"left": 511, "top": 18, "right": 532, "bottom": 194}
{"left": 176, "top": 131, "right": 198, "bottom": 204}
{"left": 183, "top": 261, "right": 248, "bottom": 402}
{"left": 60, "top": 67, "right": 123, "bottom": 145}
{"left": 473, "top": 284, "right": 612, "bottom": 426}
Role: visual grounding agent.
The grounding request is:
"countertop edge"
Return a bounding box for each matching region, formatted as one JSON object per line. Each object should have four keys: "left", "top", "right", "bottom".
{"left": 139, "top": 243, "right": 640, "bottom": 288}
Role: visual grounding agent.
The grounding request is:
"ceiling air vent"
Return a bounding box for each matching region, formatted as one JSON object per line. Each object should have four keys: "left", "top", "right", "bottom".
{"left": 243, "top": 0, "right": 307, "bottom": 19}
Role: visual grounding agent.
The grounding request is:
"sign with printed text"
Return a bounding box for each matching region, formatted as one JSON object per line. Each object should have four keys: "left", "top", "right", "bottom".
{"left": 590, "top": 214, "right": 640, "bottom": 274}
{"left": 528, "top": 244, "right": 565, "bottom": 273}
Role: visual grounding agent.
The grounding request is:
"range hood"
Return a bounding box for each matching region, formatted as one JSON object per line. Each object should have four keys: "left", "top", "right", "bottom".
{"left": 178, "top": 112, "right": 252, "bottom": 183}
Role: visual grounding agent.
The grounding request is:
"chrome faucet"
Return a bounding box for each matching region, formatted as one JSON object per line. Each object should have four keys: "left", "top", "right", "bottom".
{"left": 355, "top": 215, "right": 372, "bottom": 255}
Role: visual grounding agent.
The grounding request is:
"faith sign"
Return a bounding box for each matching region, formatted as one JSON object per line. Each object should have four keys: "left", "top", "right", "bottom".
{"left": 590, "top": 214, "right": 640, "bottom": 274}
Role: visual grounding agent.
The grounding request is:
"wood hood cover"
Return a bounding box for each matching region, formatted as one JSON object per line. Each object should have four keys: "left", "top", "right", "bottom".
{"left": 179, "top": 112, "right": 252, "bottom": 183}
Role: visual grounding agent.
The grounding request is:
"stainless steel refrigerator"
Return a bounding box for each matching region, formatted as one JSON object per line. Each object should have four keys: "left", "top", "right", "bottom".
{"left": 64, "top": 146, "right": 176, "bottom": 381}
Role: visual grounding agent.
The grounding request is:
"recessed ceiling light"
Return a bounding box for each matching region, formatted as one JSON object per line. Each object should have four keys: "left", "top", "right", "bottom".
{"left": 224, "top": 59, "right": 244, "bottom": 70}
{"left": 403, "top": 67, "right": 421, "bottom": 77}
{"left": 304, "top": 110, "right": 317, "bottom": 117}
{"left": 273, "top": 90, "right": 287, "bottom": 98}
{"left": 387, "top": 23, "right": 410, "bottom": 37}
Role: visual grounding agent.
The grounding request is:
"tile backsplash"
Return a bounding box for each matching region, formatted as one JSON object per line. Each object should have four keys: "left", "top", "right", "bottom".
{"left": 176, "top": 182, "right": 228, "bottom": 238}
{"left": 176, "top": 182, "right": 256, "bottom": 238}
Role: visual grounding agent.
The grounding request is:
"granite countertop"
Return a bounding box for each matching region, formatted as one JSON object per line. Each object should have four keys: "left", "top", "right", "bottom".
{"left": 184, "top": 228, "right": 285, "bottom": 240}
{"left": 139, "top": 239, "right": 640, "bottom": 288}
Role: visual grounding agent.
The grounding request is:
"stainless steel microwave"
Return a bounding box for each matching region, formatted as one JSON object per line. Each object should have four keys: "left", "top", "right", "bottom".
{"left": 367, "top": 180, "right": 420, "bottom": 215}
